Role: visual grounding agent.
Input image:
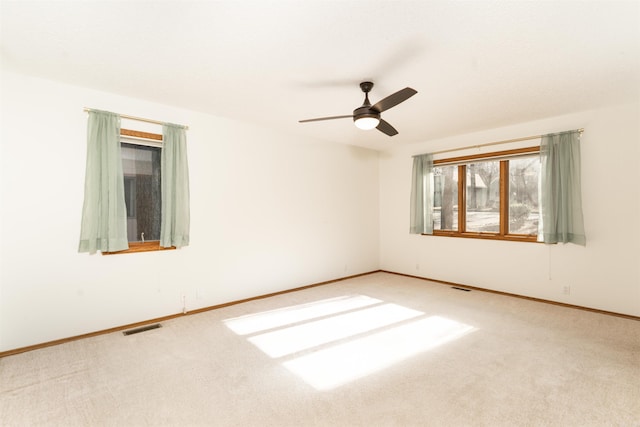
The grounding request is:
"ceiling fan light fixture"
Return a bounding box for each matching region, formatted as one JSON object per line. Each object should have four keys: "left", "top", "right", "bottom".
{"left": 354, "top": 116, "right": 380, "bottom": 130}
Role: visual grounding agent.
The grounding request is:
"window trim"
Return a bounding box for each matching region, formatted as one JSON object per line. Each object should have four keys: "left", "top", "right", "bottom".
{"left": 121, "top": 128, "right": 163, "bottom": 142}
{"left": 429, "top": 146, "right": 540, "bottom": 243}
{"left": 103, "top": 241, "right": 176, "bottom": 255}
{"left": 433, "top": 146, "right": 539, "bottom": 166}
{"left": 102, "top": 129, "right": 171, "bottom": 255}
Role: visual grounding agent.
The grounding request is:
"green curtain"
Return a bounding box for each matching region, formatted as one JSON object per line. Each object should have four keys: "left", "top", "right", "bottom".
{"left": 160, "top": 123, "right": 190, "bottom": 248}
{"left": 540, "top": 130, "right": 586, "bottom": 245}
{"left": 78, "top": 110, "right": 129, "bottom": 253}
{"left": 410, "top": 153, "right": 434, "bottom": 234}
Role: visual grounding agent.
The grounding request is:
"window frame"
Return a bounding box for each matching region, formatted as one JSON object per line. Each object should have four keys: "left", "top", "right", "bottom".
{"left": 430, "top": 146, "right": 540, "bottom": 243}
{"left": 102, "top": 129, "right": 175, "bottom": 255}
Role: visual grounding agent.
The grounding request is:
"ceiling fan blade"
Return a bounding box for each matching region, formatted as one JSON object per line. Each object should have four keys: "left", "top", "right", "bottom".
{"left": 376, "top": 119, "right": 398, "bottom": 136}
{"left": 371, "top": 87, "right": 417, "bottom": 113}
{"left": 299, "top": 115, "right": 353, "bottom": 123}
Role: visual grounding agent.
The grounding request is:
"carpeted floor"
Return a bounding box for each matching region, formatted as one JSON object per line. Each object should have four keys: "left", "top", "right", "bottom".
{"left": 1, "top": 272, "right": 639, "bottom": 426}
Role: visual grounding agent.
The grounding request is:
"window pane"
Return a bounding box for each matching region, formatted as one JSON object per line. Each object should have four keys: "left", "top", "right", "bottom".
{"left": 466, "top": 161, "right": 500, "bottom": 233}
{"left": 433, "top": 165, "right": 458, "bottom": 231}
{"left": 509, "top": 156, "right": 540, "bottom": 235}
{"left": 122, "top": 143, "right": 162, "bottom": 242}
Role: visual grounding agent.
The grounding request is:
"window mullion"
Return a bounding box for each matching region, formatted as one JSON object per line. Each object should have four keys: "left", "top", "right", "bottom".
{"left": 499, "top": 160, "right": 509, "bottom": 236}
{"left": 458, "top": 164, "right": 466, "bottom": 233}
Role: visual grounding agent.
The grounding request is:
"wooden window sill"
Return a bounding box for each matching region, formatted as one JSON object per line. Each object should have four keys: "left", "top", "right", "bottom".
{"left": 102, "top": 241, "right": 176, "bottom": 255}
{"left": 429, "top": 231, "right": 539, "bottom": 243}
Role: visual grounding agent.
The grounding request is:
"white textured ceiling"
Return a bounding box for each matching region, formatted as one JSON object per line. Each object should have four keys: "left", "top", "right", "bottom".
{"left": 2, "top": 0, "right": 639, "bottom": 150}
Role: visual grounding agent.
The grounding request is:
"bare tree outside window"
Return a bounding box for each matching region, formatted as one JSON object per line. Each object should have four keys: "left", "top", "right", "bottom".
{"left": 433, "top": 165, "right": 458, "bottom": 230}
{"left": 508, "top": 156, "right": 540, "bottom": 234}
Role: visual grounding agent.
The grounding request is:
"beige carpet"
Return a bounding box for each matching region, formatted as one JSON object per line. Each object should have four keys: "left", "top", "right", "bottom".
{"left": 1, "top": 272, "right": 639, "bottom": 426}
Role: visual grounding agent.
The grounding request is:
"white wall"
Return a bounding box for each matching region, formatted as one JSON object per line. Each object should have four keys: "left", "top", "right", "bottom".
{"left": 0, "top": 68, "right": 380, "bottom": 352}
{"left": 379, "top": 102, "right": 640, "bottom": 316}
{"left": 2, "top": 66, "right": 637, "bottom": 353}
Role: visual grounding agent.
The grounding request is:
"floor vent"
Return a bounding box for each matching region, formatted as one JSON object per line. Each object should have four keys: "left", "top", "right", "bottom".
{"left": 451, "top": 287, "right": 472, "bottom": 292}
{"left": 123, "top": 323, "right": 162, "bottom": 336}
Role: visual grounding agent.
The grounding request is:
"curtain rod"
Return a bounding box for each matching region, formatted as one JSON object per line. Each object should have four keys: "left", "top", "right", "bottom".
{"left": 429, "top": 128, "right": 583, "bottom": 156}
{"left": 83, "top": 108, "right": 189, "bottom": 130}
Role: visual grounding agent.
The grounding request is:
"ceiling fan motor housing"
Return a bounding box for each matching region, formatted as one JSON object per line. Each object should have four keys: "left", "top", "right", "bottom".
{"left": 353, "top": 106, "right": 380, "bottom": 122}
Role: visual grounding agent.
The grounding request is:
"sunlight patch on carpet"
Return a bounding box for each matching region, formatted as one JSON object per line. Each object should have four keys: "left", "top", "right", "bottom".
{"left": 224, "top": 295, "right": 381, "bottom": 335}
{"left": 224, "top": 295, "right": 476, "bottom": 391}
{"left": 248, "top": 303, "right": 423, "bottom": 358}
{"left": 283, "top": 315, "right": 476, "bottom": 390}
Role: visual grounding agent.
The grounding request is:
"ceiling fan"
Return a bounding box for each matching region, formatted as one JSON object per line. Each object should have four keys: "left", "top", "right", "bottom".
{"left": 299, "top": 82, "right": 417, "bottom": 136}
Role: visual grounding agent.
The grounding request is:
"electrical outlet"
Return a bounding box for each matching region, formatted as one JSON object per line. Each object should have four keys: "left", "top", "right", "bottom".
{"left": 562, "top": 286, "right": 571, "bottom": 295}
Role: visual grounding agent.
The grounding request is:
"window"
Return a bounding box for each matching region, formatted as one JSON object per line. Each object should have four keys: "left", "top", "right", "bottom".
{"left": 106, "top": 129, "right": 173, "bottom": 254}
{"left": 432, "top": 147, "right": 540, "bottom": 242}
{"left": 508, "top": 156, "right": 540, "bottom": 235}
{"left": 433, "top": 165, "right": 458, "bottom": 231}
{"left": 122, "top": 143, "right": 161, "bottom": 243}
